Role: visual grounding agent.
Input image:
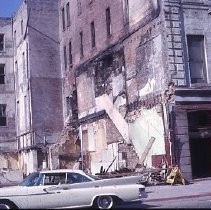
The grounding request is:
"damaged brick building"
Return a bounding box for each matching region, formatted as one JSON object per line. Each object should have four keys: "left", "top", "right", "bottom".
{"left": 59, "top": 0, "right": 211, "bottom": 180}
{"left": 0, "top": 0, "right": 211, "bottom": 181}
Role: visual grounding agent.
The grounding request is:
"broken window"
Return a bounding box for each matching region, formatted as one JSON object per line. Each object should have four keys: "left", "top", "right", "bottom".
{"left": 69, "top": 41, "right": 72, "bottom": 67}
{"left": 0, "top": 64, "right": 5, "bottom": 84}
{"left": 187, "top": 35, "right": 207, "bottom": 84}
{"left": 91, "top": 21, "right": 95, "bottom": 48}
{"left": 80, "top": 31, "right": 83, "bottom": 58}
{"left": 66, "top": 2, "right": 70, "bottom": 27}
{"left": 62, "top": 7, "right": 65, "bottom": 30}
{"left": 123, "top": 0, "right": 129, "bottom": 25}
{"left": 106, "top": 7, "right": 111, "bottom": 36}
{"left": 64, "top": 46, "right": 67, "bottom": 69}
{"left": 0, "top": 104, "right": 6, "bottom": 126}
{"left": 77, "top": 0, "right": 82, "bottom": 15}
{"left": 0, "top": 34, "right": 4, "bottom": 51}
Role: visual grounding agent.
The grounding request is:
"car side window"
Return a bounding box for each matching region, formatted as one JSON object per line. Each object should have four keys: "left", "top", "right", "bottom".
{"left": 67, "top": 173, "right": 91, "bottom": 184}
{"left": 43, "top": 173, "right": 66, "bottom": 185}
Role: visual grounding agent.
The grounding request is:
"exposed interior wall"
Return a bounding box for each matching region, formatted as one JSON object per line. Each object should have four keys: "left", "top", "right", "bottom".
{"left": 128, "top": 0, "right": 160, "bottom": 28}
{"left": 129, "top": 106, "right": 165, "bottom": 167}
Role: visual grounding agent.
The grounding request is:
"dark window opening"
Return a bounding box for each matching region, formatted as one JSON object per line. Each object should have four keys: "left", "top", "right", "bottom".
{"left": 22, "top": 52, "right": 25, "bottom": 71}
{"left": 80, "top": 32, "right": 83, "bottom": 58}
{"left": 21, "top": 20, "right": 23, "bottom": 35}
{"left": 0, "top": 34, "right": 4, "bottom": 51}
{"left": 77, "top": 0, "right": 82, "bottom": 15}
{"left": 62, "top": 7, "right": 65, "bottom": 30}
{"left": 91, "top": 21, "right": 95, "bottom": 48}
{"left": 106, "top": 7, "right": 111, "bottom": 36}
{"left": 0, "top": 104, "right": 6, "bottom": 126}
{"left": 69, "top": 41, "right": 72, "bottom": 67}
{"left": 14, "top": 31, "right": 17, "bottom": 48}
{"left": 64, "top": 46, "right": 67, "bottom": 69}
{"left": 188, "top": 111, "right": 211, "bottom": 179}
{"left": 0, "top": 64, "right": 5, "bottom": 84}
{"left": 187, "top": 35, "right": 206, "bottom": 84}
{"left": 123, "top": 0, "right": 129, "bottom": 24}
{"left": 66, "top": 96, "right": 72, "bottom": 116}
{"left": 66, "top": 2, "right": 70, "bottom": 27}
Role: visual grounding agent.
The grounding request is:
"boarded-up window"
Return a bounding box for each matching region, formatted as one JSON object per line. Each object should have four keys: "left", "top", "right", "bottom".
{"left": 0, "top": 64, "right": 5, "bottom": 84}
{"left": 0, "top": 34, "right": 4, "bottom": 51}
{"left": 0, "top": 104, "right": 6, "bottom": 126}
{"left": 187, "top": 35, "right": 206, "bottom": 84}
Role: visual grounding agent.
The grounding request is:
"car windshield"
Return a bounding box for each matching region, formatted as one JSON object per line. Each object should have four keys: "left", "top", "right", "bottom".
{"left": 19, "top": 172, "right": 41, "bottom": 186}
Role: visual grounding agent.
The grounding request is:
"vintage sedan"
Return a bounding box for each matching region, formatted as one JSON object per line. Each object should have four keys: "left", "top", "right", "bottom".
{"left": 0, "top": 169, "right": 147, "bottom": 209}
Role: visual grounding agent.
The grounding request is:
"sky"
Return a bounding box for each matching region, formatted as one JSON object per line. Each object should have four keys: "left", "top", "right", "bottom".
{"left": 0, "top": 0, "right": 21, "bottom": 17}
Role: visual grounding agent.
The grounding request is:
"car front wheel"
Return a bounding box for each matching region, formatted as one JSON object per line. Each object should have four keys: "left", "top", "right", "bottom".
{"left": 0, "top": 202, "right": 13, "bottom": 209}
{"left": 96, "top": 195, "right": 114, "bottom": 209}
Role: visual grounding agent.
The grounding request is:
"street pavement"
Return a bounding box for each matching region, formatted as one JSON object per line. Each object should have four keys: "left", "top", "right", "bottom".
{"left": 117, "top": 179, "right": 211, "bottom": 209}
{"left": 142, "top": 178, "right": 211, "bottom": 203}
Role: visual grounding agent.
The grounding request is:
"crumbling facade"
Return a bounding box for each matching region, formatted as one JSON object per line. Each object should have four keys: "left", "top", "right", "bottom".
{"left": 59, "top": 0, "right": 168, "bottom": 175}
{"left": 59, "top": 0, "right": 211, "bottom": 180}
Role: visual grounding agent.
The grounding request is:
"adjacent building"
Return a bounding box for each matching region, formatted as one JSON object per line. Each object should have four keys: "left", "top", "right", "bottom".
{"left": 12, "top": 0, "right": 63, "bottom": 174}
{"left": 0, "top": 17, "right": 17, "bottom": 169}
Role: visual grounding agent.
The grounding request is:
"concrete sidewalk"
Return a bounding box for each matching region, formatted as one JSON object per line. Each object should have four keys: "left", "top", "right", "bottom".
{"left": 142, "top": 179, "right": 211, "bottom": 202}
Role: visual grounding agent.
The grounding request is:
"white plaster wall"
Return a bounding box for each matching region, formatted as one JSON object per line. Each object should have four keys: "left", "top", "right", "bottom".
{"left": 129, "top": 106, "right": 165, "bottom": 167}
{"left": 21, "top": 150, "right": 37, "bottom": 174}
{"left": 77, "top": 73, "right": 95, "bottom": 119}
{"left": 86, "top": 119, "right": 119, "bottom": 174}
{"left": 128, "top": 0, "right": 159, "bottom": 27}
{"left": 90, "top": 142, "right": 118, "bottom": 175}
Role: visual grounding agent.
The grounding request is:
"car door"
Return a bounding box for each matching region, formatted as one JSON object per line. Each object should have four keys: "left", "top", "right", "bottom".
{"left": 63, "top": 172, "right": 99, "bottom": 207}
{"left": 26, "top": 172, "right": 68, "bottom": 208}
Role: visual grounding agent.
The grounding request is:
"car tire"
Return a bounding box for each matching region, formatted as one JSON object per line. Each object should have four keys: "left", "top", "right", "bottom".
{"left": 0, "top": 202, "right": 13, "bottom": 209}
{"left": 96, "top": 195, "right": 114, "bottom": 209}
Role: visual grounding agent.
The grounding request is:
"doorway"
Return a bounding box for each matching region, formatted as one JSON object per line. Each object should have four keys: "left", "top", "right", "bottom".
{"left": 188, "top": 110, "right": 211, "bottom": 179}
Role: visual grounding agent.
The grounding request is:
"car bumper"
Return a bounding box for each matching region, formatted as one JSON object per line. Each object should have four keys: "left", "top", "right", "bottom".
{"left": 139, "top": 188, "right": 148, "bottom": 198}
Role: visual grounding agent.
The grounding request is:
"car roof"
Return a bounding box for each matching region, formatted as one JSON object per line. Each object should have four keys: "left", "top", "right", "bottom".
{"left": 39, "top": 169, "right": 85, "bottom": 174}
